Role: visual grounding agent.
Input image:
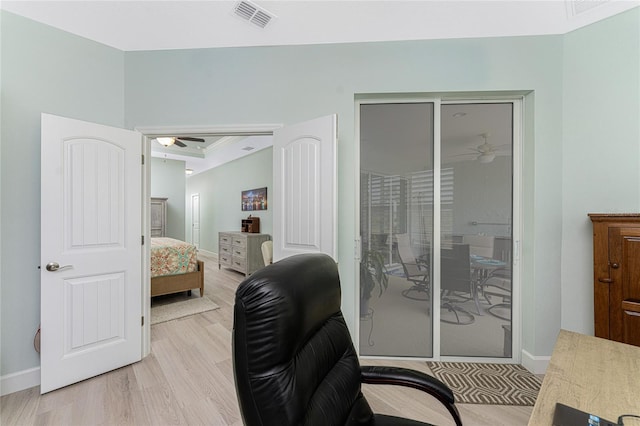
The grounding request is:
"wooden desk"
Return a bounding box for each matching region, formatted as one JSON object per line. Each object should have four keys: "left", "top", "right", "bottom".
{"left": 529, "top": 329, "right": 640, "bottom": 425}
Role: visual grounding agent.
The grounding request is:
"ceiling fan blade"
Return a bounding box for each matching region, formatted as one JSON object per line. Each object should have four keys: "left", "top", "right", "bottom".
{"left": 174, "top": 140, "right": 187, "bottom": 148}
{"left": 176, "top": 136, "right": 205, "bottom": 142}
{"left": 450, "top": 152, "right": 477, "bottom": 157}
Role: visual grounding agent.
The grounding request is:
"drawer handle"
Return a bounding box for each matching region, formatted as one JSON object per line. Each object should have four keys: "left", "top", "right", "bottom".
{"left": 598, "top": 277, "right": 613, "bottom": 283}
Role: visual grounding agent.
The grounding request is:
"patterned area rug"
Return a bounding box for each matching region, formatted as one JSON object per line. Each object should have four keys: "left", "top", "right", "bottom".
{"left": 426, "top": 362, "right": 542, "bottom": 406}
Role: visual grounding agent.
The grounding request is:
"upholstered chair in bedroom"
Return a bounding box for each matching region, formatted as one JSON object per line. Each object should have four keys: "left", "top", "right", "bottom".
{"left": 232, "top": 253, "right": 463, "bottom": 426}
{"left": 260, "top": 240, "right": 273, "bottom": 266}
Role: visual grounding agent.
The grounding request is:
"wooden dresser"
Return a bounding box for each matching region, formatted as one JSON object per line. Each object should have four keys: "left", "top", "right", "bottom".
{"left": 589, "top": 213, "right": 640, "bottom": 347}
{"left": 219, "top": 232, "right": 271, "bottom": 276}
{"left": 150, "top": 197, "right": 167, "bottom": 237}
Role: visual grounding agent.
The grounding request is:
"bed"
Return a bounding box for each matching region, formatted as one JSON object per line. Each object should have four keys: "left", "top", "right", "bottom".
{"left": 151, "top": 237, "right": 204, "bottom": 297}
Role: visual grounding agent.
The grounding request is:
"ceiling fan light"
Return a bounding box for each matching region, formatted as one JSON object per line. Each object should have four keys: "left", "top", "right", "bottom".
{"left": 478, "top": 153, "right": 496, "bottom": 163}
{"left": 157, "top": 137, "right": 175, "bottom": 147}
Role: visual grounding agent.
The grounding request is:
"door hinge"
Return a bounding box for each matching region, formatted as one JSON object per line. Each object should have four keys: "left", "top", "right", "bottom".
{"left": 141, "top": 316, "right": 144, "bottom": 326}
{"left": 142, "top": 235, "right": 144, "bottom": 245}
{"left": 142, "top": 154, "right": 145, "bottom": 165}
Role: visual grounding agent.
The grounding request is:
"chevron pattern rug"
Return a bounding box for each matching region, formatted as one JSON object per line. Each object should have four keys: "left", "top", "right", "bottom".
{"left": 426, "top": 362, "right": 542, "bottom": 406}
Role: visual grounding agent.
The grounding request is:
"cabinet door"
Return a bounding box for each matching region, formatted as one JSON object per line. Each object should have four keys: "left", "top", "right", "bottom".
{"left": 608, "top": 226, "right": 640, "bottom": 344}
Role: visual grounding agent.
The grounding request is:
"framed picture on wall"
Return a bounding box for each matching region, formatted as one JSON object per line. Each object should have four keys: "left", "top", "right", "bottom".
{"left": 242, "top": 187, "right": 267, "bottom": 211}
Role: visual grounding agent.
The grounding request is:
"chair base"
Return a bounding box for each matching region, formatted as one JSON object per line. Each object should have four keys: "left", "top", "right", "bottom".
{"left": 440, "top": 302, "right": 475, "bottom": 325}
{"left": 401, "top": 285, "right": 430, "bottom": 301}
{"left": 486, "top": 303, "right": 511, "bottom": 321}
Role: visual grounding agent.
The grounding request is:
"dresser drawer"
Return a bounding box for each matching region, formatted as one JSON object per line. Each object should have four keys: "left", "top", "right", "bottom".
{"left": 150, "top": 229, "right": 164, "bottom": 238}
{"left": 219, "top": 244, "right": 232, "bottom": 256}
{"left": 231, "top": 246, "right": 246, "bottom": 258}
{"left": 219, "top": 233, "right": 233, "bottom": 245}
{"left": 231, "top": 257, "right": 246, "bottom": 273}
{"left": 232, "top": 235, "right": 247, "bottom": 249}
{"left": 219, "top": 253, "right": 232, "bottom": 267}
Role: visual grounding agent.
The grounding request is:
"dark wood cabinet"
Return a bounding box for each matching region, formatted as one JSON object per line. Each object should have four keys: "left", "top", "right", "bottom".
{"left": 589, "top": 214, "right": 640, "bottom": 347}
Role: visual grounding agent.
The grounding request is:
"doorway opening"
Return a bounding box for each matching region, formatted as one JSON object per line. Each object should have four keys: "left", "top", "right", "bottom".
{"left": 139, "top": 125, "right": 278, "bottom": 356}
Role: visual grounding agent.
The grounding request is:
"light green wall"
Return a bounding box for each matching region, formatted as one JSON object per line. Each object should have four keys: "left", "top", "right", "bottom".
{"left": 561, "top": 10, "right": 640, "bottom": 336}
{"left": 124, "top": 33, "right": 566, "bottom": 357}
{"left": 185, "top": 148, "right": 273, "bottom": 253}
{"left": 150, "top": 157, "right": 186, "bottom": 240}
{"left": 1, "top": 12, "right": 125, "bottom": 377}
{"left": 1, "top": 7, "right": 638, "bottom": 381}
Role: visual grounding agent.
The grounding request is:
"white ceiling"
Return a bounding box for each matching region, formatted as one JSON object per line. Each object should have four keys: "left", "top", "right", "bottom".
{"left": 2, "top": 1, "right": 638, "bottom": 52}
{"left": 151, "top": 135, "right": 273, "bottom": 175}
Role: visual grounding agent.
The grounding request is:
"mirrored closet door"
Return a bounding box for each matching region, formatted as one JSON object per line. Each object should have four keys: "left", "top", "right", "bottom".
{"left": 358, "top": 99, "right": 516, "bottom": 360}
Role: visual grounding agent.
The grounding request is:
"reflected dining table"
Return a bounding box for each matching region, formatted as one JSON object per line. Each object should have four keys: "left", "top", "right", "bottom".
{"left": 470, "top": 254, "right": 507, "bottom": 315}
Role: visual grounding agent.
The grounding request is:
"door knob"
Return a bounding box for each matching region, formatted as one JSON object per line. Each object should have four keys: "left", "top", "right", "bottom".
{"left": 45, "top": 262, "right": 73, "bottom": 272}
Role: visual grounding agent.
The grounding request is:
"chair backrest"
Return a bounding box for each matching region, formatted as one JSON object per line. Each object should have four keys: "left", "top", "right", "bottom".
{"left": 261, "top": 240, "right": 273, "bottom": 266}
{"left": 395, "top": 233, "right": 415, "bottom": 262}
{"left": 462, "top": 234, "right": 495, "bottom": 258}
{"left": 233, "top": 253, "right": 372, "bottom": 426}
{"left": 442, "top": 243, "right": 471, "bottom": 293}
{"left": 394, "top": 233, "right": 426, "bottom": 277}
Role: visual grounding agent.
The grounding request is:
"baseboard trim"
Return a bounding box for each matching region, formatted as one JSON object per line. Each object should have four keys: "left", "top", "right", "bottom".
{"left": 521, "top": 349, "right": 550, "bottom": 375}
{"left": 197, "top": 249, "right": 216, "bottom": 259}
{"left": 1, "top": 367, "right": 40, "bottom": 396}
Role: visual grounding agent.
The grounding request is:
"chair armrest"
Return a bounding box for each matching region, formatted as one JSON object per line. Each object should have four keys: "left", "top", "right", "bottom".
{"left": 361, "top": 366, "right": 462, "bottom": 425}
{"left": 361, "top": 365, "right": 453, "bottom": 403}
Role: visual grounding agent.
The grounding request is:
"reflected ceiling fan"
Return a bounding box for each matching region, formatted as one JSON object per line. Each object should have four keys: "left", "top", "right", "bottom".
{"left": 457, "top": 133, "right": 509, "bottom": 163}
{"left": 155, "top": 136, "right": 205, "bottom": 148}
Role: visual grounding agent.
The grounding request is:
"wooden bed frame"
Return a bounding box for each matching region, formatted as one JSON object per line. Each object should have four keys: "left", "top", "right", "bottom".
{"left": 151, "top": 260, "right": 204, "bottom": 297}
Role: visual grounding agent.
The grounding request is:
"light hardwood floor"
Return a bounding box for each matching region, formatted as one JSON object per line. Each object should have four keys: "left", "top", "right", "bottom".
{"left": 1, "top": 253, "right": 532, "bottom": 425}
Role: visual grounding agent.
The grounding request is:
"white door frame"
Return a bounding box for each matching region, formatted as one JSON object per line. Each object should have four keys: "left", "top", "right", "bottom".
{"left": 138, "top": 124, "right": 281, "bottom": 356}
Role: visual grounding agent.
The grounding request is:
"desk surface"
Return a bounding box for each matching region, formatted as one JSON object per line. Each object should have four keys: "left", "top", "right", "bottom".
{"left": 529, "top": 329, "right": 640, "bottom": 425}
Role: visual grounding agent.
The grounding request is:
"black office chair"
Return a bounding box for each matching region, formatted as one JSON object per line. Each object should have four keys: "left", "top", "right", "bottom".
{"left": 232, "top": 253, "right": 463, "bottom": 426}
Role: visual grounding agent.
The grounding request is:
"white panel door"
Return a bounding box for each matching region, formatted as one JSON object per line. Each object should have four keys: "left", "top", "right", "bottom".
{"left": 191, "top": 193, "right": 200, "bottom": 249}
{"left": 273, "top": 115, "right": 337, "bottom": 262}
{"left": 40, "top": 113, "right": 142, "bottom": 393}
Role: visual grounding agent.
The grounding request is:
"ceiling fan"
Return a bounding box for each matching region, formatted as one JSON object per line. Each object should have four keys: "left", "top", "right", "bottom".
{"left": 456, "top": 133, "right": 509, "bottom": 163}
{"left": 155, "top": 136, "right": 205, "bottom": 148}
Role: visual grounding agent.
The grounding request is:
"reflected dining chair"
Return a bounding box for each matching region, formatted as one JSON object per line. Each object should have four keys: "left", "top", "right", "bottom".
{"left": 440, "top": 244, "right": 475, "bottom": 325}
{"left": 394, "top": 233, "right": 431, "bottom": 301}
{"left": 480, "top": 267, "right": 511, "bottom": 320}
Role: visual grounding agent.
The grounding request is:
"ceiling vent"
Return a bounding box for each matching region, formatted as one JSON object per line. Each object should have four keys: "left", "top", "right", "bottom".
{"left": 234, "top": 1, "right": 275, "bottom": 29}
